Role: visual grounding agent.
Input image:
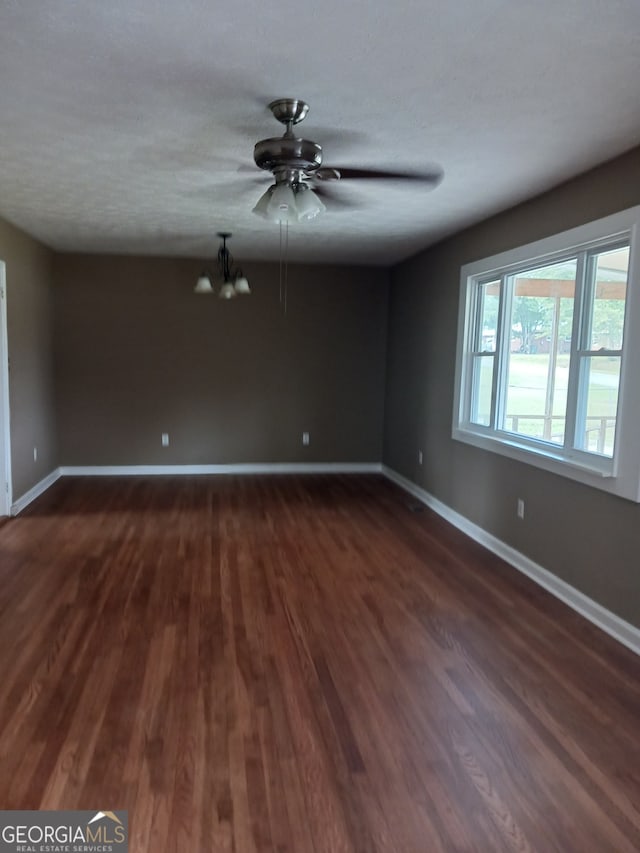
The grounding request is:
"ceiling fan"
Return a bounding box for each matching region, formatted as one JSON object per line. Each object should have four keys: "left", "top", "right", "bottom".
{"left": 251, "top": 98, "right": 443, "bottom": 222}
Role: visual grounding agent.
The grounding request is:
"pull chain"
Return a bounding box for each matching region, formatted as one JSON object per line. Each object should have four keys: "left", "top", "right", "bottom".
{"left": 278, "top": 219, "right": 289, "bottom": 315}
{"left": 284, "top": 221, "right": 289, "bottom": 315}
{"left": 279, "top": 221, "right": 283, "bottom": 305}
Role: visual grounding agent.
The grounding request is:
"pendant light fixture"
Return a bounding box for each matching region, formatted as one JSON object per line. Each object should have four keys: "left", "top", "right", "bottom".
{"left": 194, "top": 233, "right": 250, "bottom": 298}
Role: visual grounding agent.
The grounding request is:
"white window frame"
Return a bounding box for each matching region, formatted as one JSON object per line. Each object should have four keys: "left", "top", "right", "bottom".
{"left": 452, "top": 206, "right": 640, "bottom": 502}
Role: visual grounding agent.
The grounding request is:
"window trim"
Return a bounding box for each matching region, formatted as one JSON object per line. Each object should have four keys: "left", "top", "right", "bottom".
{"left": 452, "top": 206, "right": 640, "bottom": 502}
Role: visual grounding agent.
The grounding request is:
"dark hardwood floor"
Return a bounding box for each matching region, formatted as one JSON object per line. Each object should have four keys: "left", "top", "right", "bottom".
{"left": 0, "top": 474, "right": 638, "bottom": 852}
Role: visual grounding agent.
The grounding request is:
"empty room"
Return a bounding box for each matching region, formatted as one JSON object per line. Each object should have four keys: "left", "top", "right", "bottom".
{"left": 0, "top": 2, "right": 639, "bottom": 851}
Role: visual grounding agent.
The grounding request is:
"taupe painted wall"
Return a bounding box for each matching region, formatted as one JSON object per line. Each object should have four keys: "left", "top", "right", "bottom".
{"left": 0, "top": 217, "right": 57, "bottom": 500}
{"left": 384, "top": 146, "right": 640, "bottom": 628}
{"left": 53, "top": 255, "right": 388, "bottom": 465}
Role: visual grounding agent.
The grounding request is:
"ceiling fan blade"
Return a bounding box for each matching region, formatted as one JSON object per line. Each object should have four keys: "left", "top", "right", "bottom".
{"left": 312, "top": 185, "right": 362, "bottom": 210}
{"left": 313, "top": 168, "right": 341, "bottom": 182}
{"left": 323, "top": 166, "right": 443, "bottom": 186}
{"left": 185, "top": 180, "right": 265, "bottom": 199}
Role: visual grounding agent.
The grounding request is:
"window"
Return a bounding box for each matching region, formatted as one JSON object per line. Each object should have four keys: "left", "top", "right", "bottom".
{"left": 453, "top": 207, "right": 640, "bottom": 502}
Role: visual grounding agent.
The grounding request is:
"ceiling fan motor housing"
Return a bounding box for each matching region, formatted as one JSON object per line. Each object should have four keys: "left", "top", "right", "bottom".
{"left": 253, "top": 136, "right": 323, "bottom": 174}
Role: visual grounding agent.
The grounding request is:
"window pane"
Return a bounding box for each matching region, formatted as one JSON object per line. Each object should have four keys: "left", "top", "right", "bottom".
{"left": 503, "top": 259, "right": 576, "bottom": 445}
{"left": 470, "top": 355, "right": 493, "bottom": 426}
{"left": 576, "top": 356, "right": 620, "bottom": 457}
{"left": 476, "top": 280, "right": 500, "bottom": 352}
{"left": 589, "top": 247, "right": 628, "bottom": 351}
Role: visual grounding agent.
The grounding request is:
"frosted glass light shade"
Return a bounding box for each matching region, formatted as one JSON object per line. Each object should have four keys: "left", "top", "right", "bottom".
{"left": 266, "top": 183, "right": 297, "bottom": 223}
{"left": 234, "top": 275, "right": 251, "bottom": 295}
{"left": 194, "top": 274, "right": 214, "bottom": 294}
{"left": 295, "top": 186, "right": 326, "bottom": 221}
{"left": 252, "top": 187, "right": 273, "bottom": 218}
{"left": 253, "top": 182, "right": 326, "bottom": 223}
{"left": 219, "top": 282, "right": 236, "bottom": 300}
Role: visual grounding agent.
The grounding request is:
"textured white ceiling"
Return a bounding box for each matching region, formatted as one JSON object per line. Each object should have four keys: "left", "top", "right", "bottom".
{"left": 0, "top": 1, "right": 639, "bottom": 266}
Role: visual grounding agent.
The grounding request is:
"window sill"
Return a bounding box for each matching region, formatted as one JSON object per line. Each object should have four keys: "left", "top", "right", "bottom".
{"left": 451, "top": 425, "right": 640, "bottom": 501}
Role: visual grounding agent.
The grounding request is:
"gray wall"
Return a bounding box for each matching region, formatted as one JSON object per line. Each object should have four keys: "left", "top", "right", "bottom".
{"left": 384, "top": 146, "right": 640, "bottom": 628}
{"left": 53, "top": 254, "right": 388, "bottom": 465}
{"left": 0, "top": 217, "right": 57, "bottom": 500}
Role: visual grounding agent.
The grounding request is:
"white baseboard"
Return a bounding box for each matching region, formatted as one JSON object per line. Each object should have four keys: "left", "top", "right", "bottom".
{"left": 382, "top": 465, "right": 640, "bottom": 657}
{"left": 59, "top": 462, "right": 383, "bottom": 477}
{"left": 11, "top": 468, "right": 62, "bottom": 515}
{"left": 10, "top": 463, "right": 380, "bottom": 513}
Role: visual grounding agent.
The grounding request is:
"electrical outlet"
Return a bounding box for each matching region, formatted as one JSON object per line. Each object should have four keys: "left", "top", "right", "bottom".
{"left": 33, "top": 446, "right": 38, "bottom": 462}
{"left": 517, "top": 498, "right": 525, "bottom": 520}
{"left": 302, "top": 432, "right": 310, "bottom": 446}
{"left": 418, "top": 450, "right": 423, "bottom": 465}
{"left": 161, "top": 433, "right": 169, "bottom": 447}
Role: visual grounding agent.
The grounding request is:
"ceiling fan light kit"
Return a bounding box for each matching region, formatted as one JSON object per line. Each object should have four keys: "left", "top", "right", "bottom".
{"left": 194, "top": 232, "right": 250, "bottom": 299}
{"left": 252, "top": 182, "right": 326, "bottom": 223}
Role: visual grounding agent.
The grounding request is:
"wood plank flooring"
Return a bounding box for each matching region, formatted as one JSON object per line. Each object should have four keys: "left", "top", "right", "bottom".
{"left": 0, "top": 474, "right": 638, "bottom": 852}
